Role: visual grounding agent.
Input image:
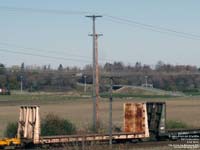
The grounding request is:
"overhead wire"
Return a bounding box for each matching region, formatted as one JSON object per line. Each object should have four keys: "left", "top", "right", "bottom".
{"left": 104, "top": 15, "right": 200, "bottom": 39}
{"left": 0, "top": 48, "right": 91, "bottom": 63}
{"left": 1, "top": 6, "right": 200, "bottom": 69}
{"left": 0, "top": 42, "right": 116, "bottom": 63}
{"left": 0, "top": 6, "right": 90, "bottom": 15}
{"left": 103, "top": 16, "right": 200, "bottom": 41}
{"left": 1, "top": 6, "right": 200, "bottom": 40}
{"left": 0, "top": 42, "right": 91, "bottom": 59}
{"left": 0, "top": 41, "right": 199, "bottom": 74}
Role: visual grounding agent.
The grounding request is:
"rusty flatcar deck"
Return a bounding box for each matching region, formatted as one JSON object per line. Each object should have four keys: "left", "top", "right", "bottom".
{"left": 39, "top": 132, "right": 147, "bottom": 144}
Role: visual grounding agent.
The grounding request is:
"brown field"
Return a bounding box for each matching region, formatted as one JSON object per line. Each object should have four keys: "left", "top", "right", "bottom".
{"left": 0, "top": 95, "right": 200, "bottom": 138}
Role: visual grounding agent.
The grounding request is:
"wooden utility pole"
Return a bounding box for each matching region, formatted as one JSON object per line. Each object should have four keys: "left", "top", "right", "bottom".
{"left": 109, "top": 77, "right": 113, "bottom": 148}
{"left": 94, "top": 34, "right": 102, "bottom": 128}
{"left": 86, "top": 15, "right": 102, "bottom": 131}
{"left": 84, "top": 75, "right": 87, "bottom": 93}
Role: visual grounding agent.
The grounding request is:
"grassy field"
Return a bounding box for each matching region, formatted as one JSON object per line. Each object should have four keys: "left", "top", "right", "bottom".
{"left": 0, "top": 92, "right": 200, "bottom": 138}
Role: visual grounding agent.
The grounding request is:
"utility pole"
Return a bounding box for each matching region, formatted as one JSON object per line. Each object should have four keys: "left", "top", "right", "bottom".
{"left": 86, "top": 15, "right": 102, "bottom": 131}
{"left": 109, "top": 77, "right": 113, "bottom": 149}
{"left": 20, "top": 75, "right": 23, "bottom": 93}
{"left": 6, "top": 73, "right": 10, "bottom": 95}
{"left": 94, "top": 34, "right": 102, "bottom": 129}
{"left": 145, "top": 76, "right": 148, "bottom": 88}
{"left": 84, "top": 75, "right": 87, "bottom": 93}
{"left": 20, "top": 62, "right": 24, "bottom": 93}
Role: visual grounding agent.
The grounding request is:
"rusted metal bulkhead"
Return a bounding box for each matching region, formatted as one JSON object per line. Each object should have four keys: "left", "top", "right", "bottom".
{"left": 124, "top": 103, "right": 149, "bottom": 138}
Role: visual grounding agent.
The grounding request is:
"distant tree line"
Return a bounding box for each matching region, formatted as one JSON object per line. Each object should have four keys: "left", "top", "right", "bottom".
{"left": 0, "top": 61, "right": 200, "bottom": 93}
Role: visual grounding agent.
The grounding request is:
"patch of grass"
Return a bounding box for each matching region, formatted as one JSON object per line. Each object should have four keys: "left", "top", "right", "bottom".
{"left": 0, "top": 94, "right": 90, "bottom": 107}
{"left": 166, "top": 120, "right": 188, "bottom": 129}
{"left": 183, "top": 89, "right": 200, "bottom": 96}
{"left": 0, "top": 94, "right": 89, "bottom": 101}
{"left": 85, "top": 121, "right": 107, "bottom": 134}
{"left": 100, "top": 93, "right": 174, "bottom": 99}
{"left": 184, "top": 92, "right": 200, "bottom": 96}
{"left": 83, "top": 121, "right": 121, "bottom": 134}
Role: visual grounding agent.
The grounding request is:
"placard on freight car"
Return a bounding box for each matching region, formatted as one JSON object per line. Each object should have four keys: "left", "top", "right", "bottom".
{"left": 124, "top": 103, "right": 149, "bottom": 137}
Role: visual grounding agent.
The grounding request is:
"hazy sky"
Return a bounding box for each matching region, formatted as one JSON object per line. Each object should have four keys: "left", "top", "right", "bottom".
{"left": 0, "top": 0, "right": 200, "bottom": 68}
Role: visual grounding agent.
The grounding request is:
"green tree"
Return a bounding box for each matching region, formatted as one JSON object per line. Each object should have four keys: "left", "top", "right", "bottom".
{"left": 0, "top": 63, "right": 6, "bottom": 75}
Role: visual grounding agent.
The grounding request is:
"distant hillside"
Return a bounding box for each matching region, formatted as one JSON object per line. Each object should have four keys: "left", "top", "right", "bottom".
{"left": 114, "top": 86, "right": 185, "bottom": 96}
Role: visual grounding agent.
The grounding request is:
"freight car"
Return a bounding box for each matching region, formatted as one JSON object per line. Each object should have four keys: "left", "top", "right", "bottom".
{"left": 0, "top": 102, "right": 199, "bottom": 149}
{"left": 146, "top": 102, "right": 200, "bottom": 141}
{"left": 0, "top": 103, "right": 149, "bottom": 149}
{"left": 0, "top": 138, "right": 20, "bottom": 149}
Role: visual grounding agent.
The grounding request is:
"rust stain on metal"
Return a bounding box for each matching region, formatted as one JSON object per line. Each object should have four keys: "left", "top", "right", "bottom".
{"left": 124, "top": 103, "right": 147, "bottom": 134}
{"left": 135, "top": 106, "right": 143, "bottom": 132}
{"left": 124, "top": 103, "right": 133, "bottom": 132}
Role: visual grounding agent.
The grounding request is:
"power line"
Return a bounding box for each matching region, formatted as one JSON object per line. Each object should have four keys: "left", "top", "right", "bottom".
{"left": 0, "top": 48, "right": 91, "bottom": 63}
{"left": 0, "top": 41, "right": 115, "bottom": 63}
{"left": 0, "top": 42, "right": 91, "bottom": 60}
{"left": 1, "top": 6, "right": 200, "bottom": 40}
{"left": 104, "top": 17, "right": 200, "bottom": 41}
{"left": 104, "top": 15, "right": 200, "bottom": 40}
{"left": 0, "top": 6, "right": 91, "bottom": 15}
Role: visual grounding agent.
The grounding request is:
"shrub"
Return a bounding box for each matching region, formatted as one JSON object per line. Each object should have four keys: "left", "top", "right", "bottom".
{"left": 4, "top": 122, "right": 18, "bottom": 138}
{"left": 4, "top": 114, "right": 76, "bottom": 138}
{"left": 41, "top": 113, "right": 76, "bottom": 136}
{"left": 166, "top": 120, "right": 188, "bottom": 129}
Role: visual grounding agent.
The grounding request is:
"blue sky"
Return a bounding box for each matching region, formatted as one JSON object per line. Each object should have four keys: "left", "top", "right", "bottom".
{"left": 0, "top": 0, "right": 200, "bottom": 68}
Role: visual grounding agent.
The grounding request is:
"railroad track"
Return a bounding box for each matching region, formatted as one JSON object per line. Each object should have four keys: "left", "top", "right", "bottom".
{"left": 2, "top": 129, "right": 200, "bottom": 149}
{"left": 29, "top": 139, "right": 200, "bottom": 150}
{"left": 129, "top": 140, "right": 199, "bottom": 148}
{"left": 35, "top": 129, "right": 199, "bottom": 149}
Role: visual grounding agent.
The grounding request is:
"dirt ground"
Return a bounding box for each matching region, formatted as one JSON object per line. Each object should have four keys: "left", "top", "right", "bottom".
{"left": 0, "top": 96, "right": 200, "bottom": 137}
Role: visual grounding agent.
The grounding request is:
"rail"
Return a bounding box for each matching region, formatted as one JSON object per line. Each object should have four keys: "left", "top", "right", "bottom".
{"left": 39, "top": 132, "right": 147, "bottom": 144}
